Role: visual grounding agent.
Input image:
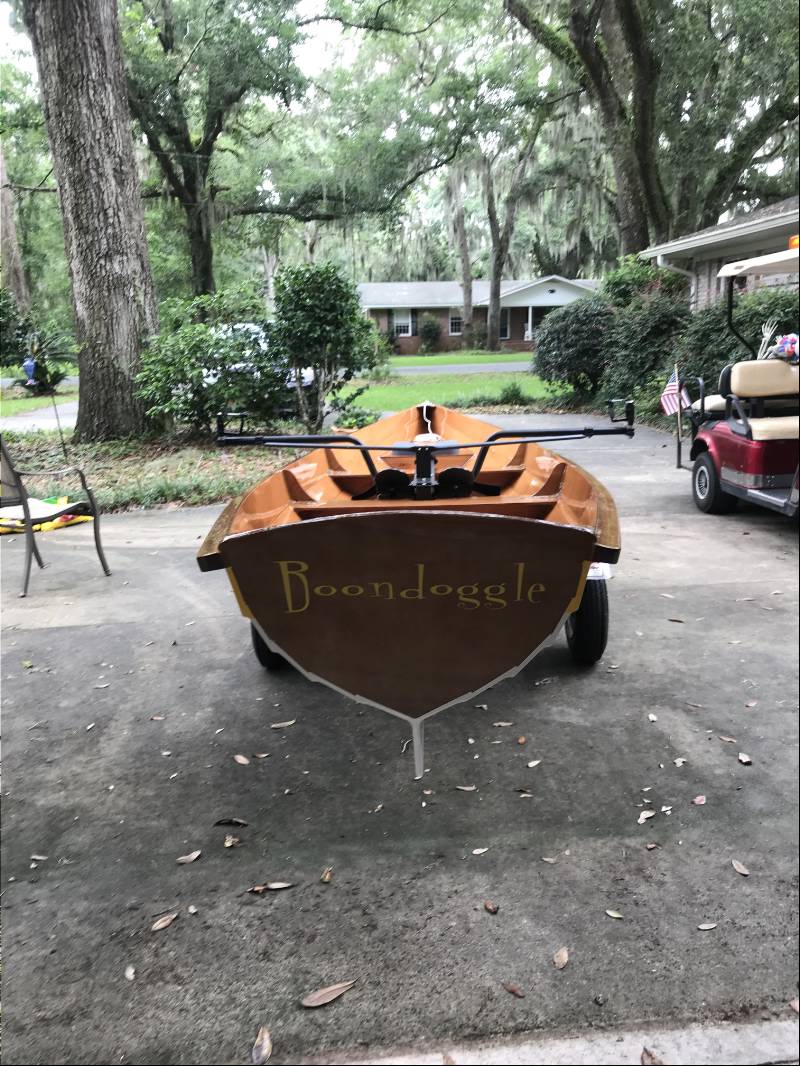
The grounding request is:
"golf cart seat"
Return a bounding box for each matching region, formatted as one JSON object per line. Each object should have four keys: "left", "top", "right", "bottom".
{"left": 726, "top": 359, "right": 800, "bottom": 441}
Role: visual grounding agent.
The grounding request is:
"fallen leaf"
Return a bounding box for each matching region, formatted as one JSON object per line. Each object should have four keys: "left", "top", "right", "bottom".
{"left": 718, "top": 735, "right": 737, "bottom": 744}
{"left": 667, "top": 618, "right": 685, "bottom": 624}
{"left": 474, "top": 704, "right": 488, "bottom": 710}
{"left": 692, "top": 795, "right": 706, "bottom": 805}
{"left": 648, "top": 713, "right": 658, "bottom": 722}
{"left": 320, "top": 866, "right": 334, "bottom": 883}
{"left": 151, "top": 912, "right": 178, "bottom": 931}
{"left": 638, "top": 810, "right": 656, "bottom": 824}
{"left": 736, "top": 596, "right": 754, "bottom": 602}
{"left": 660, "top": 593, "right": 675, "bottom": 599}
{"left": 248, "top": 882, "right": 294, "bottom": 893}
{"left": 187, "top": 905, "right": 198, "bottom": 914}
{"left": 124, "top": 964, "right": 135, "bottom": 981}
{"left": 502, "top": 982, "right": 525, "bottom": 998}
{"left": 176, "top": 850, "right": 201, "bottom": 865}
{"left": 472, "top": 847, "right": 489, "bottom": 855}
{"left": 214, "top": 817, "right": 248, "bottom": 827}
{"left": 455, "top": 785, "right": 477, "bottom": 792}
{"left": 250, "top": 1024, "right": 273, "bottom": 1064}
{"left": 94, "top": 683, "right": 110, "bottom": 689}
{"left": 86, "top": 722, "right": 95, "bottom": 731}
{"left": 234, "top": 754, "right": 250, "bottom": 765}
{"left": 150, "top": 714, "right": 165, "bottom": 721}
{"left": 22, "top": 660, "right": 34, "bottom": 669}
{"left": 605, "top": 909, "right": 623, "bottom": 919}
{"left": 745, "top": 700, "right": 758, "bottom": 708}
{"left": 270, "top": 719, "right": 296, "bottom": 729}
{"left": 732, "top": 859, "right": 750, "bottom": 876}
{"left": 541, "top": 856, "right": 558, "bottom": 864}
{"left": 30, "top": 854, "right": 48, "bottom": 861}
{"left": 527, "top": 759, "right": 541, "bottom": 768}
{"left": 493, "top": 721, "right": 513, "bottom": 727}
{"left": 553, "top": 946, "right": 569, "bottom": 970}
{"left": 697, "top": 922, "right": 717, "bottom": 930}
{"left": 517, "top": 736, "right": 526, "bottom": 745}
{"left": 789, "top": 997, "right": 799, "bottom": 1013}
{"left": 641, "top": 1049, "right": 665, "bottom": 1065}
{"left": 301, "top": 979, "right": 357, "bottom": 1008}
{"left": 253, "top": 752, "right": 270, "bottom": 759}
{"left": 686, "top": 702, "right": 704, "bottom": 709}
{"left": 224, "top": 835, "right": 241, "bottom": 848}
{"left": 484, "top": 900, "right": 499, "bottom": 914}
{"left": 738, "top": 752, "right": 752, "bottom": 765}
{"left": 674, "top": 757, "right": 687, "bottom": 766}
{"left": 646, "top": 843, "right": 661, "bottom": 850}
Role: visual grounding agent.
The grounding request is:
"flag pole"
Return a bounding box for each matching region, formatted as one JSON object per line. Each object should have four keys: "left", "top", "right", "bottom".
{"left": 675, "top": 363, "right": 683, "bottom": 469}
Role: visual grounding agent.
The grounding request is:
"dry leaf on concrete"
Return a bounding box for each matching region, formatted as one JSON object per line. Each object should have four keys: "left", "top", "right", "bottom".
{"left": 151, "top": 912, "right": 178, "bottom": 931}
{"left": 301, "top": 980, "right": 356, "bottom": 1008}
{"left": 234, "top": 754, "right": 250, "bottom": 765}
{"left": 502, "top": 982, "right": 525, "bottom": 998}
{"left": 250, "top": 1025, "right": 273, "bottom": 1064}
{"left": 553, "top": 946, "right": 569, "bottom": 969}
{"left": 176, "top": 850, "right": 201, "bottom": 864}
{"left": 484, "top": 900, "right": 499, "bottom": 914}
{"left": 732, "top": 859, "right": 750, "bottom": 876}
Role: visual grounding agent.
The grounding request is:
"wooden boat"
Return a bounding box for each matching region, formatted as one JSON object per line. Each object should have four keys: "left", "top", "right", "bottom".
{"left": 198, "top": 403, "right": 633, "bottom": 773}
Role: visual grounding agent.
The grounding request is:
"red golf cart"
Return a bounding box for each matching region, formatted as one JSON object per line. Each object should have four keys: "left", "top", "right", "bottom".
{"left": 688, "top": 245, "right": 799, "bottom": 517}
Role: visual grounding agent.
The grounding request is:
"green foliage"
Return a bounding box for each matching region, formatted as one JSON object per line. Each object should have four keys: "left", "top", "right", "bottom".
{"left": 418, "top": 314, "right": 442, "bottom": 353}
{"left": 498, "top": 380, "right": 528, "bottom": 405}
{"left": 21, "top": 330, "right": 77, "bottom": 394}
{"left": 0, "top": 287, "right": 30, "bottom": 367}
{"left": 270, "top": 262, "right": 376, "bottom": 431}
{"left": 679, "top": 286, "right": 800, "bottom": 390}
{"left": 600, "top": 295, "right": 690, "bottom": 399}
{"left": 601, "top": 255, "right": 689, "bottom": 308}
{"left": 136, "top": 287, "right": 286, "bottom": 433}
{"left": 534, "top": 297, "right": 614, "bottom": 392}
{"left": 471, "top": 322, "right": 488, "bottom": 350}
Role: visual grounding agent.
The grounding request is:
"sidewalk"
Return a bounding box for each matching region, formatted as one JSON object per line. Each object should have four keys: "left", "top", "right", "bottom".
{"left": 0, "top": 399, "right": 78, "bottom": 433}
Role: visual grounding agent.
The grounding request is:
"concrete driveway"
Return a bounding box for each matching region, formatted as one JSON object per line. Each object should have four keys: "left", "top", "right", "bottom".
{"left": 1, "top": 415, "right": 798, "bottom": 1065}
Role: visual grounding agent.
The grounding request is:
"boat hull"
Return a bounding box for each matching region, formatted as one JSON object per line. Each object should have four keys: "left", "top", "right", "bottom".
{"left": 220, "top": 509, "right": 595, "bottom": 719}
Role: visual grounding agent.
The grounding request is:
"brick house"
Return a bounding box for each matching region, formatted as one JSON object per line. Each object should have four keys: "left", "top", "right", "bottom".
{"left": 357, "top": 276, "right": 599, "bottom": 353}
{"left": 639, "top": 197, "right": 799, "bottom": 309}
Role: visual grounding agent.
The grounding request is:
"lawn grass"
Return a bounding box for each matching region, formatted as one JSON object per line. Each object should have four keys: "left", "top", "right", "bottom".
{"left": 1, "top": 431, "right": 292, "bottom": 512}
{"left": 349, "top": 371, "right": 554, "bottom": 410}
{"left": 390, "top": 350, "right": 531, "bottom": 367}
{"left": 0, "top": 386, "right": 79, "bottom": 417}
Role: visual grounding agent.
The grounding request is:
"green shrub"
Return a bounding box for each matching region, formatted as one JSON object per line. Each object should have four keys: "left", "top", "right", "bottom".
{"left": 0, "top": 287, "right": 30, "bottom": 368}
{"left": 600, "top": 294, "right": 690, "bottom": 399}
{"left": 136, "top": 287, "right": 286, "bottom": 434}
{"left": 679, "top": 286, "right": 800, "bottom": 394}
{"left": 601, "top": 254, "right": 689, "bottom": 308}
{"left": 418, "top": 314, "right": 442, "bottom": 353}
{"left": 498, "top": 380, "right": 527, "bottom": 405}
{"left": 534, "top": 296, "right": 613, "bottom": 393}
{"left": 270, "top": 262, "right": 376, "bottom": 432}
{"left": 471, "top": 322, "right": 488, "bottom": 350}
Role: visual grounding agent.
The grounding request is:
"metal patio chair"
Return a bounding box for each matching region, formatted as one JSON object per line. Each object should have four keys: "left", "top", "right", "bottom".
{"left": 0, "top": 436, "right": 111, "bottom": 597}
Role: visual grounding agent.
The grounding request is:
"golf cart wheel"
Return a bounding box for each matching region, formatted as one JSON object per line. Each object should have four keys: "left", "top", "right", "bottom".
{"left": 692, "top": 452, "right": 737, "bottom": 514}
{"left": 250, "top": 623, "right": 288, "bottom": 671}
{"left": 565, "top": 578, "right": 609, "bottom": 666}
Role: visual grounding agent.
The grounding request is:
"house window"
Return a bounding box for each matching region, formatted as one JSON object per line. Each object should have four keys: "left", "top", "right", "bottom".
{"left": 393, "top": 309, "right": 412, "bottom": 336}
{"left": 499, "top": 308, "right": 510, "bottom": 341}
{"left": 449, "top": 309, "right": 463, "bottom": 336}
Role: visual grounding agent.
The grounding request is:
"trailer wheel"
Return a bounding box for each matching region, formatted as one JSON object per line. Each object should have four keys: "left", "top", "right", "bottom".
{"left": 692, "top": 452, "right": 737, "bottom": 514}
{"left": 251, "top": 623, "right": 289, "bottom": 671}
{"left": 565, "top": 578, "right": 609, "bottom": 665}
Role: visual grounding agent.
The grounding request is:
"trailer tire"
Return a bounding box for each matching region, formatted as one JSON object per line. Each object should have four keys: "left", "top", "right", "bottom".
{"left": 692, "top": 452, "right": 737, "bottom": 514}
{"left": 565, "top": 578, "right": 609, "bottom": 666}
{"left": 251, "top": 623, "right": 289, "bottom": 671}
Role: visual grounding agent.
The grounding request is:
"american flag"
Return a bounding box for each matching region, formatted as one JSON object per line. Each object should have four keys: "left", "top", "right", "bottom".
{"left": 660, "top": 369, "right": 691, "bottom": 416}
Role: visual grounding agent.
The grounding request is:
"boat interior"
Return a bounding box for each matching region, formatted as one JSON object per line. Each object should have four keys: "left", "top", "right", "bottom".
{"left": 225, "top": 404, "right": 619, "bottom": 557}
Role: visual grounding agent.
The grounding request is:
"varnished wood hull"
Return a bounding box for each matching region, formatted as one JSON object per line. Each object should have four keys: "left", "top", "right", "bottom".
{"left": 199, "top": 405, "right": 621, "bottom": 721}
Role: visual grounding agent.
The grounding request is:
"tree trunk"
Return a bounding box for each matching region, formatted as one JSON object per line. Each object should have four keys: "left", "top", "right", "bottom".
{"left": 185, "top": 202, "right": 216, "bottom": 296}
{"left": 450, "top": 186, "right": 474, "bottom": 350}
{"left": 0, "top": 145, "right": 31, "bottom": 312}
{"left": 23, "top": 0, "right": 158, "bottom": 441}
{"left": 486, "top": 255, "right": 505, "bottom": 351}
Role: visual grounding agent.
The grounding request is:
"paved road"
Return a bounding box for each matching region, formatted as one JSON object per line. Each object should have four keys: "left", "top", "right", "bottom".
{"left": 0, "top": 399, "right": 79, "bottom": 434}
{"left": 1, "top": 414, "right": 797, "bottom": 1065}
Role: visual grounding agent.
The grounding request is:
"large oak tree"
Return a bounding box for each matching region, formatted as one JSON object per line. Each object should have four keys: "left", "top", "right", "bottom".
{"left": 23, "top": 0, "right": 159, "bottom": 440}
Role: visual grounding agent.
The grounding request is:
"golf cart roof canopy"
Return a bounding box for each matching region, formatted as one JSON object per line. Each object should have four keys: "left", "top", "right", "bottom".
{"left": 718, "top": 246, "right": 800, "bottom": 278}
